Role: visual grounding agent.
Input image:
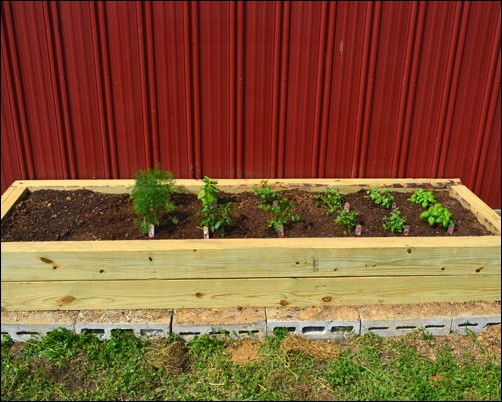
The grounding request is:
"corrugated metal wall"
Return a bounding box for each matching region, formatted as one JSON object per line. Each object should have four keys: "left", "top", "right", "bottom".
{"left": 1, "top": 1, "right": 500, "bottom": 208}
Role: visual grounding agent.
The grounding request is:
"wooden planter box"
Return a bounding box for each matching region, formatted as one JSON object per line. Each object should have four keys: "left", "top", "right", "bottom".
{"left": 1, "top": 178, "right": 500, "bottom": 311}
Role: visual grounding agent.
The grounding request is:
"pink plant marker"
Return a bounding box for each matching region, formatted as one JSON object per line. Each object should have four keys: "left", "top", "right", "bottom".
{"left": 148, "top": 224, "right": 155, "bottom": 239}
{"left": 203, "top": 226, "right": 209, "bottom": 239}
{"left": 403, "top": 225, "right": 410, "bottom": 236}
{"left": 391, "top": 203, "right": 397, "bottom": 211}
{"left": 273, "top": 201, "right": 279, "bottom": 207}
{"left": 277, "top": 225, "right": 284, "bottom": 238}
{"left": 344, "top": 202, "right": 350, "bottom": 211}
{"left": 355, "top": 225, "right": 362, "bottom": 236}
{"left": 447, "top": 224, "right": 455, "bottom": 235}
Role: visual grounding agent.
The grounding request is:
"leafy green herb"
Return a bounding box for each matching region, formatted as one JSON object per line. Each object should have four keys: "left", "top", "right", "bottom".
{"left": 197, "top": 176, "right": 233, "bottom": 236}
{"left": 334, "top": 208, "right": 360, "bottom": 235}
{"left": 383, "top": 207, "right": 407, "bottom": 233}
{"left": 419, "top": 203, "right": 455, "bottom": 229}
{"left": 408, "top": 189, "right": 436, "bottom": 209}
{"left": 130, "top": 163, "right": 177, "bottom": 235}
{"left": 316, "top": 187, "right": 344, "bottom": 215}
{"left": 366, "top": 187, "right": 395, "bottom": 209}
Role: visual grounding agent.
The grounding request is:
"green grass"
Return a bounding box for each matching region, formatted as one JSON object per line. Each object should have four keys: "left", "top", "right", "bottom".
{"left": 1, "top": 327, "right": 500, "bottom": 401}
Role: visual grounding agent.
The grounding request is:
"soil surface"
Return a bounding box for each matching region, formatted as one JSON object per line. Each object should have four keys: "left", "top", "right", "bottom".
{"left": 1, "top": 188, "right": 494, "bottom": 241}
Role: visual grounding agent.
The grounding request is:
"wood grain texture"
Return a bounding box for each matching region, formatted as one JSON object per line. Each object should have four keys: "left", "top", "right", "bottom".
{"left": 2, "top": 237, "right": 500, "bottom": 282}
{"left": 2, "top": 275, "right": 499, "bottom": 311}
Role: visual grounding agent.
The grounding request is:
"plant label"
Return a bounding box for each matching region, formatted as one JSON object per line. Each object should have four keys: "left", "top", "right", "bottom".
{"left": 277, "top": 225, "right": 284, "bottom": 238}
{"left": 447, "top": 224, "right": 455, "bottom": 235}
{"left": 148, "top": 225, "right": 155, "bottom": 239}
{"left": 355, "top": 225, "right": 362, "bottom": 236}
{"left": 403, "top": 225, "right": 410, "bottom": 236}
{"left": 344, "top": 203, "right": 350, "bottom": 211}
{"left": 391, "top": 203, "right": 397, "bottom": 211}
{"left": 273, "top": 201, "right": 279, "bottom": 207}
{"left": 203, "top": 226, "right": 209, "bottom": 239}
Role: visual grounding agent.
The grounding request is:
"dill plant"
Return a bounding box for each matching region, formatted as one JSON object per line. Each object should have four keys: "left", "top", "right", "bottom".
{"left": 130, "top": 163, "right": 178, "bottom": 235}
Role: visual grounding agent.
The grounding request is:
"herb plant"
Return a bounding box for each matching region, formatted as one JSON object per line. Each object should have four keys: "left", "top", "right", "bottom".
{"left": 197, "top": 176, "right": 233, "bottom": 236}
{"left": 334, "top": 208, "right": 360, "bottom": 235}
{"left": 130, "top": 163, "right": 177, "bottom": 235}
{"left": 420, "top": 203, "right": 455, "bottom": 229}
{"left": 253, "top": 180, "right": 300, "bottom": 234}
{"left": 316, "top": 187, "right": 344, "bottom": 215}
{"left": 366, "top": 187, "right": 395, "bottom": 209}
{"left": 408, "top": 189, "right": 436, "bottom": 209}
{"left": 383, "top": 207, "right": 407, "bottom": 233}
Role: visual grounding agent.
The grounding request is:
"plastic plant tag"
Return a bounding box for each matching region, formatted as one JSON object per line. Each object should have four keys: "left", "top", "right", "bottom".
{"left": 203, "top": 226, "right": 209, "bottom": 239}
{"left": 391, "top": 203, "right": 397, "bottom": 211}
{"left": 403, "top": 225, "right": 410, "bottom": 236}
{"left": 148, "top": 224, "right": 155, "bottom": 239}
{"left": 355, "top": 225, "right": 362, "bottom": 236}
{"left": 273, "top": 201, "right": 279, "bottom": 207}
{"left": 277, "top": 225, "right": 284, "bottom": 238}
{"left": 447, "top": 224, "right": 455, "bottom": 235}
{"left": 344, "top": 202, "right": 350, "bottom": 211}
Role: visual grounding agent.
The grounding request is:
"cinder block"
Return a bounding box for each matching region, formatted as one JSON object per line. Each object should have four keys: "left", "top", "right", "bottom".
{"left": 172, "top": 308, "right": 266, "bottom": 342}
{"left": 448, "top": 302, "right": 501, "bottom": 334}
{"left": 74, "top": 309, "right": 172, "bottom": 339}
{"left": 359, "top": 304, "right": 452, "bottom": 337}
{"left": 1, "top": 310, "right": 79, "bottom": 341}
{"left": 266, "top": 306, "right": 360, "bottom": 339}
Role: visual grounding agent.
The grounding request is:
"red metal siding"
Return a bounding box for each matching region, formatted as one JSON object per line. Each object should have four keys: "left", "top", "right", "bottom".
{"left": 1, "top": 1, "right": 500, "bottom": 208}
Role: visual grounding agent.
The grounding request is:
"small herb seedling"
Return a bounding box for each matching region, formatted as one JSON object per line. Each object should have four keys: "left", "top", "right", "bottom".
{"left": 366, "top": 187, "right": 395, "bottom": 209}
{"left": 130, "top": 163, "right": 178, "bottom": 236}
{"left": 419, "top": 203, "right": 455, "bottom": 230}
{"left": 334, "top": 208, "right": 360, "bottom": 235}
{"left": 383, "top": 207, "right": 407, "bottom": 233}
{"left": 253, "top": 180, "right": 300, "bottom": 234}
{"left": 316, "top": 187, "right": 344, "bottom": 215}
{"left": 197, "top": 176, "right": 233, "bottom": 236}
{"left": 408, "top": 189, "right": 436, "bottom": 209}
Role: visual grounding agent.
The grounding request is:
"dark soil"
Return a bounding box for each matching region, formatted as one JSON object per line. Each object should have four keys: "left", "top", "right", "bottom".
{"left": 1, "top": 188, "right": 494, "bottom": 241}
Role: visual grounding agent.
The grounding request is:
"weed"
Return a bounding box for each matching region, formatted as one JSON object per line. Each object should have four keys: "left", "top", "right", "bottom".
{"left": 383, "top": 207, "right": 407, "bottom": 233}
{"left": 130, "top": 163, "right": 177, "bottom": 235}
{"left": 366, "top": 187, "right": 395, "bottom": 209}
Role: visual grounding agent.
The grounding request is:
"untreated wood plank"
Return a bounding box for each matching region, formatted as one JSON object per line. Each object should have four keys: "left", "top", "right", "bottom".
{"left": 449, "top": 185, "right": 501, "bottom": 234}
{"left": 1, "top": 237, "right": 500, "bottom": 281}
{"left": 1, "top": 275, "right": 499, "bottom": 311}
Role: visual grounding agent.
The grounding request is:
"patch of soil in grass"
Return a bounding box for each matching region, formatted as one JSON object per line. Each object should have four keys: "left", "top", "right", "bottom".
{"left": 0, "top": 188, "right": 494, "bottom": 241}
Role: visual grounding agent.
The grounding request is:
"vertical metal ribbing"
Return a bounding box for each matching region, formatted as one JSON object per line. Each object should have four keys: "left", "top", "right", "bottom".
{"left": 144, "top": 1, "right": 160, "bottom": 166}
{"left": 357, "top": 1, "right": 381, "bottom": 178}
{"left": 96, "top": 1, "right": 119, "bottom": 178}
{"left": 310, "top": 1, "right": 329, "bottom": 177}
{"left": 469, "top": 9, "right": 501, "bottom": 194}
{"left": 229, "top": 2, "right": 236, "bottom": 178}
{"left": 236, "top": 1, "right": 244, "bottom": 178}
{"left": 44, "top": 1, "right": 76, "bottom": 178}
{"left": 391, "top": 1, "right": 418, "bottom": 178}
{"left": 351, "top": 1, "right": 373, "bottom": 178}
{"left": 270, "top": 1, "right": 282, "bottom": 179}
{"left": 1, "top": 1, "right": 35, "bottom": 179}
{"left": 190, "top": 1, "right": 202, "bottom": 179}
{"left": 135, "top": 1, "right": 152, "bottom": 168}
{"left": 276, "top": 1, "right": 291, "bottom": 178}
{"left": 317, "top": 2, "right": 336, "bottom": 178}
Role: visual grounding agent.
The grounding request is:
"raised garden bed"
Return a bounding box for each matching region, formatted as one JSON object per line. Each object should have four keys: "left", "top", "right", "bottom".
{"left": 1, "top": 178, "right": 500, "bottom": 311}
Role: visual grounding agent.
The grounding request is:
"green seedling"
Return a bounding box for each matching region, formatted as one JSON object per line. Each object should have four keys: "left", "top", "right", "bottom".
{"left": 366, "top": 187, "right": 395, "bottom": 209}
{"left": 130, "top": 163, "right": 178, "bottom": 236}
{"left": 198, "top": 176, "right": 233, "bottom": 236}
{"left": 408, "top": 189, "right": 436, "bottom": 209}
{"left": 383, "top": 207, "right": 407, "bottom": 233}
{"left": 316, "top": 187, "right": 344, "bottom": 215}
{"left": 334, "top": 208, "right": 360, "bottom": 235}
{"left": 420, "top": 203, "right": 455, "bottom": 229}
{"left": 253, "top": 180, "right": 300, "bottom": 234}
